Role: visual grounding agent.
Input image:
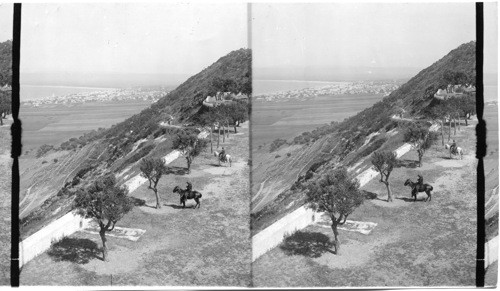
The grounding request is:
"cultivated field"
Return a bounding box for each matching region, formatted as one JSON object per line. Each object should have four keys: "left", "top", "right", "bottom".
{"left": 20, "top": 101, "right": 152, "bottom": 151}
{"left": 20, "top": 123, "right": 251, "bottom": 286}
{"left": 0, "top": 116, "right": 12, "bottom": 285}
{"left": 252, "top": 120, "right": 478, "bottom": 287}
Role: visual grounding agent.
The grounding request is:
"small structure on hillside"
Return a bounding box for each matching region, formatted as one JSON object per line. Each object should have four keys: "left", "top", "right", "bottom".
{"left": 434, "top": 84, "right": 474, "bottom": 100}
{"left": 202, "top": 91, "right": 248, "bottom": 107}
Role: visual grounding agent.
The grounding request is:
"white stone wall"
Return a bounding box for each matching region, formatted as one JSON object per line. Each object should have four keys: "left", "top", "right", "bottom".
{"left": 19, "top": 211, "right": 91, "bottom": 267}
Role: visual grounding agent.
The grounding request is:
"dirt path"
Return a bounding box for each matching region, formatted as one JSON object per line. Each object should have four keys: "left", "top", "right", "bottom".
{"left": 20, "top": 123, "right": 251, "bottom": 286}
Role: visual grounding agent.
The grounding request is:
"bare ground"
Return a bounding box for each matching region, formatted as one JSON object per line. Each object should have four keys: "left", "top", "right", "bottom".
{"left": 19, "top": 123, "right": 251, "bottom": 286}
{"left": 252, "top": 122, "right": 478, "bottom": 287}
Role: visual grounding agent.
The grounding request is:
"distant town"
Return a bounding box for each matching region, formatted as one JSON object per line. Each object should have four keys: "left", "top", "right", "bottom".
{"left": 253, "top": 80, "right": 404, "bottom": 102}
{"left": 21, "top": 86, "right": 171, "bottom": 107}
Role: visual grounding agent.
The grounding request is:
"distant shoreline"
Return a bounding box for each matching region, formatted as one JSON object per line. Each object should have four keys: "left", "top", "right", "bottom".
{"left": 21, "top": 84, "right": 118, "bottom": 90}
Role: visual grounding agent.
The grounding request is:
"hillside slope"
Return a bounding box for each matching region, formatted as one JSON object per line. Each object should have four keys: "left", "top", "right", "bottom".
{"left": 251, "top": 41, "right": 476, "bottom": 233}
{"left": 20, "top": 48, "right": 251, "bottom": 238}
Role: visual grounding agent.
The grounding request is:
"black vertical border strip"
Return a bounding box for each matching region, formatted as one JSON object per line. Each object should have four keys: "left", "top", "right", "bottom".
{"left": 10, "top": 3, "right": 21, "bottom": 288}
{"left": 247, "top": 2, "right": 253, "bottom": 287}
{"left": 475, "top": 2, "right": 485, "bottom": 288}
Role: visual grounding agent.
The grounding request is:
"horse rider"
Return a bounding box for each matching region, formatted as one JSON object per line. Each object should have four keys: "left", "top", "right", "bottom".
{"left": 417, "top": 174, "right": 424, "bottom": 189}
{"left": 219, "top": 147, "right": 226, "bottom": 162}
{"left": 450, "top": 139, "right": 457, "bottom": 154}
{"left": 180, "top": 182, "right": 192, "bottom": 204}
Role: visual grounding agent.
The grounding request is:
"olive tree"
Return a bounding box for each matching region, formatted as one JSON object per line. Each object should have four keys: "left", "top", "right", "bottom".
{"left": 403, "top": 123, "right": 437, "bottom": 167}
{"left": 172, "top": 131, "right": 208, "bottom": 173}
{"left": 140, "top": 157, "right": 168, "bottom": 209}
{"left": 73, "top": 175, "right": 133, "bottom": 261}
{"left": 305, "top": 167, "right": 364, "bottom": 254}
{"left": 371, "top": 151, "right": 398, "bottom": 202}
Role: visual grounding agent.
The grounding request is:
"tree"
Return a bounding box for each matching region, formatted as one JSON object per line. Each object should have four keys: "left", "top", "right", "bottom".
{"left": 371, "top": 151, "right": 398, "bottom": 202}
{"left": 172, "top": 131, "right": 208, "bottom": 173}
{"left": 305, "top": 167, "right": 364, "bottom": 254}
{"left": 0, "top": 91, "right": 11, "bottom": 126}
{"left": 403, "top": 123, "right": 437, "bottom": 167}
{"left": 140, "top": 158, "right": 168, "bottom": 209}
{"left": 226, "top": 101, "right": 249, "bottom": 133}
{"left": 457, "top": 95, "right": 476, "bottom": 126}
{"left": 73, "top": 175, "right": 133, "bottom": 261}
{"left": 428, "top": 104, "right": 448, "bottom": 145}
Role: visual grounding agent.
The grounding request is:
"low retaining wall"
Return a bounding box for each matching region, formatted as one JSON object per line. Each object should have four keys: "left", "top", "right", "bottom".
{"left": 485, "top": 236, "right": 499, "bottom": 268}
{"left": 19, "top": 211, "right": 91, "bottom": 268}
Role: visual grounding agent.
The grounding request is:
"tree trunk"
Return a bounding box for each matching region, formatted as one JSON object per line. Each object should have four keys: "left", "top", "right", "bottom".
{"left": 0, "top": 117, "right": 3, "bottom": 126}
{"left": 234, "top": 124, "right": 237, "bottom": 134}
{"left": 186, "top": 156, "right": 192, "bottom": 173}
{"left": 457, "top": 115, "right": 461, "bottom": 131}
{"left": 222, "top": 124, "right": 225, "bottom": 143}
{"left": 210, "top": 124, "right": 214, "bottom": 153}
{"left": 99, "top": 229, "right": 108, "bottom": 262}
{"left": 453, "top": 118, "right": 456, "bottom": 135}
{"left": 154, "top": 189, "right": 161, "bottom": 209}
{"left": 447, "top": 119, "right": 451, "bottom": 141}
{"left": 464, "top": 115, "right": 468, "bottom": 126}
{"left": 385, "top": 181, "right": 393, "bottom": 202}
{"left": 331, "top": 221, "right": 340, "bottom": 255}
{"left": 418, "top": 149, "right": 423, "bottom": 167}
{"left": 440, "top": 120, "right": 444, "bottom": 145}
{"left": 217, "top": 127, "right": 220, "bottom": 148}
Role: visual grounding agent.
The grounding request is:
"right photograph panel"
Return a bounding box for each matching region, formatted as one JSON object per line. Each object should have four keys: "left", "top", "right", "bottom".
{"left": 251, "top": 3, "right": 482, "bottom": 287}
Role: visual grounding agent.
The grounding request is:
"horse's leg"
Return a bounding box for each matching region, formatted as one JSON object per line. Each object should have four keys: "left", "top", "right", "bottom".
{"left": 413, "top": 189, "right": 417, "bottom": 202}
{"left": 427, "top": 190, "right": 431, "bottom": 202}
{"left": 195, "top": 198, "right": 200, "bottom": 209}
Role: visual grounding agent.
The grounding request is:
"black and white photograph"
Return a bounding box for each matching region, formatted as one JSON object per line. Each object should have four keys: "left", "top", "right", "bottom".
{"left": 250, "top": 2, "right": 497, "bottom": 287}
{"left": 0, "top": 0, "right": 498, "bottom": 289}
{"left": 17, "top": 3, "right": 251, "bottom": 286}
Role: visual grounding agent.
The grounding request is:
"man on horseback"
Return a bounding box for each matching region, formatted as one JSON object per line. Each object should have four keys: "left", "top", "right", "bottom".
{"left": 417, "top": 174, "right": 424, "bottom": 190}
{"left": 219, "top": 147, "right": 226, "bottom": 162}
{"left": 181, "top": 182, "right": 192, "bottom": 204}
{"left": 450, "top": 139, "right": 457, "bottom": 154}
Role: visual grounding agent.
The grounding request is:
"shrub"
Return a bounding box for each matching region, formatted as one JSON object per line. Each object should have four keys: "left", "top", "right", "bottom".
{"left": 269, "top": 138, "right": 288, "bottom": 152}
{"left": 36, "top": 144, "right": 54, "bottom": 158}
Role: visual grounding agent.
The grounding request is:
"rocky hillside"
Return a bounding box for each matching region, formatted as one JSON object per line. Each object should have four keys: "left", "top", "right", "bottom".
{"left": 20, "top": 48, "right": 251, "bottom": 238}
{"left": 251, "top": 41, "right": 476, "bottom": 233}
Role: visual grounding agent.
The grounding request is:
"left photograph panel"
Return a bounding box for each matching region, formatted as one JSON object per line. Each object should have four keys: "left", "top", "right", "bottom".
{"left": 0, "top": 2, "right": 12, "bottom": 286}
{"left": 18, "top": 3, "right": 251, "bottom": 286}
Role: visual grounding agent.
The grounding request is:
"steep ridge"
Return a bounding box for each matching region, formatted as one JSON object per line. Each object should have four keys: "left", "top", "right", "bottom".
{"left": 20, "top": 48, "right": 251, "bottom": 238}
{"left": 251, "top": 41, "right": 477, "bottom": 233}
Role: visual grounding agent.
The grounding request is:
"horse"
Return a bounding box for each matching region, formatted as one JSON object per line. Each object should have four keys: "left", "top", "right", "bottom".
{"left": 213, "top": 151, "right": 232, "bottom": 167}
{"left": 172, "top": 186, "right": 202, "bottom": 209}
{"left": 404, "top": 179, "right": 433, "bottom": 202}
{"left": 444, "top": 144, "right": 463, "bottom": 160}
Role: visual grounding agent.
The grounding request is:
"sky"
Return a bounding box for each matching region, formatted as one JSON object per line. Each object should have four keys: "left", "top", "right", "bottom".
{"left": 0, "top": 3, "right": 12, "bottom": 42}
{"left": 252, "top": 3, "right": 478, "bottom": 80}
{"left": 20, "top": 3, "right": 247, "bottom": 85}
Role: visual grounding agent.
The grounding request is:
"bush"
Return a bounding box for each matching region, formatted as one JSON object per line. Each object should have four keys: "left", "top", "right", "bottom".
{"left": 36, "top": 144, "right": 54, "bottom": 158}
{"left": 275, "top": 155, "right": 281, "bottom": 158}
{"left": 269, "top": 138, "right": 288, "bottom": 152}
{"left": 286, "top": 153, "right": 291, "bottom": 157}
{"left": 53, "top": 159, "right": 58, "bottom": 163}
